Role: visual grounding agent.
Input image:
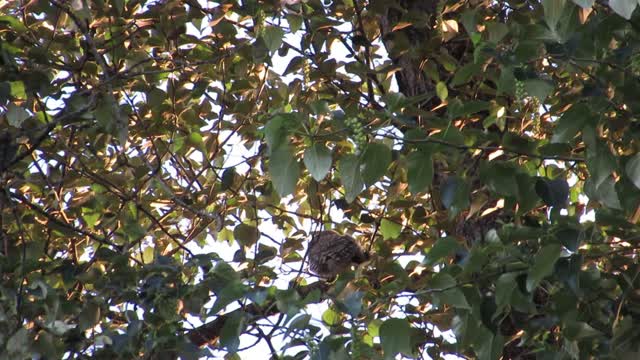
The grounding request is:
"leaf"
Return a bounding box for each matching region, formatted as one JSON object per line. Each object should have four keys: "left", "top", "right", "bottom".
{"left": 524, "top": 79, "right": 554, "bottom": 100}
{"left": 264, "top": 114, "right": 296, "bottom": 152}
{"left": 322, "top": 307, "right": 341, "bottom": 326}
{"left": 286, "top": 14, "right": 303, "bottom": 33}
{"left": 429, "top": 273, "right": 457, "bottom": 289}
{"left": 551, "top": 103, "right": 591, "bottom": 143}
{"left": 495, "top": 273, "right": 518, "bottom": 310}
{"left": 221, "top": 168, "right": 236, "bottom": 190}
{"left": 380, "top": 318, "right": 412, "bottom": 358}
{"left": 220, "top": 312, "right": 245, "bottom": 353}
{"left": 0, "top": 15, "right": 28, "bottom": 34}
{"left": 262, "top": 26, "right": 285, "bottom": 52}
{"left": 440, "top": 176, "right": 470, "bottom": 215}
{"left": 527, "top": 244, "right": 562, "bottom": 292}
{"left": 625, "top": 154, "right": 640, "bottom": 189}
{"left": 233, "top": 223, "right": 258, "bottom": 247}
{"left": 361, "top": 143, "right": 391, "bottom": 185}
{"left": 497, "top": 67, "right": 516, "bottom": 96}
{"left": 572, "top": 0, "right": 595, "bottom": 8}
{"left": 535, "top": 177, "right": 569, "bottom": 207}
{"left": 79, "top": 302, "right": 101, "bottom": 331}
{"left": 304, "top": 144, "right": 332, "bottom": 181}
{"left": 555, "top": 227, "right": 582, "bottom": 252}
{"left": 436, "top": 81, "right": 448, "bottom": 101}
{"left": 586, "top": 143, "right": 616, "bottom": 189}
{"left": 337, "top": 290, "right": 364, "bottom": 317}
{"left": 543, "top": 0, "right": 567, "bottom": 30}
{"left": 593, "top": 176, "right": 622, "bottom": 210}
{"left": 440, "top": 288, "right": 471, "bottom": 309}
{"left": 380, "top": 219, "right": 402, "bottom": 240}
{"left": 450, "top": 63, "right": 480, "bottom": 87}
{"left": 476, "top": 331, "right": 504, "bottom": 360}
{"left": 211, "top": 282, "right": 247, "bottom": 314}
{"left": 481, "top": 162, "right": 519, "bottom": 197}
{"left": 407, "top": 150, "right": 434, "bottom": 193}
{"left": 338, "top": 154, "right": 364, "bottom": 203}
{"left": 609, "top": 0, "right": 637, "bottom": 19}
{"left": 426, "top": 237, "right": 461, "bottom": 265}
{"left": 6, "top": 103, "right": 30, "bottom": 127}
{"left": 269, "top": 146, "right": 300, "bottom": 197}
{"left": 6, "top": 328, "right": 29, "bottom": 355}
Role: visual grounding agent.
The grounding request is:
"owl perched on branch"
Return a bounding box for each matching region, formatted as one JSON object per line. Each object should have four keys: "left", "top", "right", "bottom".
{"left": 308, "top": 231, "right": 369, "bottom": 279}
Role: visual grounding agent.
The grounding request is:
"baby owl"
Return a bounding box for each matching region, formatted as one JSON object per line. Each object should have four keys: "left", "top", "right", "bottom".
{"left": 308, "top": 231, "right": 369, "bottom": 279}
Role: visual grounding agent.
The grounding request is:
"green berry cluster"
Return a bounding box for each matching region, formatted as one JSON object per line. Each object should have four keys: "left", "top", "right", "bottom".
{"left": 515, "top": 80, "right": 526, "bottom": 101}
{"left": 345, "top": 117, "right": 367, "bottom": 150}
{"left": 515, "top": 80, "right": 541, "bottom": 122}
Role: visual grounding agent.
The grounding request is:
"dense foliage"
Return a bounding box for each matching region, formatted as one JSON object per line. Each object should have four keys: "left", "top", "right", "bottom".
{"left": 2, "top": 0, "right": 640, "bottom": 358}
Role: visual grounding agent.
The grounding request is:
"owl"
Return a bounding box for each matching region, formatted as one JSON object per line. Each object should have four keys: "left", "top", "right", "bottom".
{"left": 308, "top": 231, "right": 369, "bottom": 279}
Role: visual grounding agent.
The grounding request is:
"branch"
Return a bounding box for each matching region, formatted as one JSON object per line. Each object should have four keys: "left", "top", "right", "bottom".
{"left": 380, "top": 133, "right": 585, "bottom": 162}
{"left": 8, "top": 191, "right": 120, "bottom": 249}
{"left": 186, "top": 281, "right": 330, "bottom": 347}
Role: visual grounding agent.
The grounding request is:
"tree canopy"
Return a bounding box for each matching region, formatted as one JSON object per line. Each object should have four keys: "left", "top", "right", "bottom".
{"left": 2, "top": 0, "right": 640, "bottom": 359}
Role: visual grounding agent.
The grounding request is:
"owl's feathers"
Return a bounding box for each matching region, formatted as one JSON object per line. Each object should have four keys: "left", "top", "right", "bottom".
{"left": 308, "top": 231, "right": 369, "bottom": 279}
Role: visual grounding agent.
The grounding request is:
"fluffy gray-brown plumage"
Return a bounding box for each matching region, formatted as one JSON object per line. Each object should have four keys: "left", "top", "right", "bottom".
{"left": 308, "top": 231, "right": 369, "bottom": 279}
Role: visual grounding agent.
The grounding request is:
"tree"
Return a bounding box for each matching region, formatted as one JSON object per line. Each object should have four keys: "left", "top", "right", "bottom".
{"left": 2, "top": 0, "right": 640, "bottom": 358}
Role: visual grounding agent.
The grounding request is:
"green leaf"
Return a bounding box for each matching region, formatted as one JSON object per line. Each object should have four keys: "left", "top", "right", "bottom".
{"left": 476, "top": 331, "right": 504, "bottom": 360}
{"left": 555, "top": 227, "right": 582, "bottom": 252}
{"left": 220, "top": 312, "right": 245, "bottom": 353}
{"left": 264, "top": 114, "right": 296, "bottom": 152}
{"left": 380, "top": 219, "right": 402, "bottom": 240}
{"left": 269, "top": 146, "right": 300, "bottom": 197}
{"left": 9, "top": 81, "right": 26, "bottom": 99}
{"left": 221, "top": 168, "right": 236, "bottom": 190}
{"left": 481, "top": 162, "right": 519, "bottom": 197}
{"left": 361, "top": 143, "right": 391, "bottom": 185}
{"left": 625, "top": 154, "right": 640, "bottom": 189}
{"left": 586, "top": 142, "right": 616, "bottom": 189}
{"left": 436, "top": 81, "right": 448, "bottom": 101}
{"left": 337, "top": 290, "right": 364, "bottom": 317}
{"left": 338, "top": 154, "right": 364, "bottom": 203}
{"left": 380, "top": 318, "right": 412, "bottom": 358}
{"left": 440, "top": 176, "right": 470, "bottom": 215}
{"left": 495, "top": 273, "right": 518, "bottom": 310}
{"left": 571, "top": 0, "right": 594, "bottom": 8}
{"left": 233, "top": 223, "right": 258, "bottom": 247}
{"left": 6, "top": 103, "right": 30, "bottom": 127}
{"left": 497, "top": 67, "right": 516, "bottom": 96}
{"left": 79, "top": 302, "right": 101, "bottom": 331}
{"left": 593, "top": 176, "right": 622, "bottom": 210}
{"left": 211, "top": 282, "right": 248, "bottom": 314}
{"left": 6, "top": 328, "right": 29, "bottom": 356}
{"left": 535, "top": 177, "right": 569, "bottom": 207}
{"left": 527, "top": 244, "right": 562, "bottom": 292}
{"left": 407, "top": 150, "right": 434, "bottom": 193}
{"left": 0, "top": 15, "right": 28, "bottom": 34}
{"left": 429, "top": 273, "right": 457, "bottom": 289}
{"left": 304, "top": 144, "right": 332, "bottom": 181}
{"left": 551, "top": 103, "right": 591, "bottom": 143}
{"left": 426, "top": 237, "right": 461, "bottom": 265}
{"left": 286, "top": 14, "right": 303, "bottom": 33}
{"left": 543, "top": 0, "right": 567, "bottom": 30}
{"left": 450, "top": 63, "right": 480, "bottom": 87}
{"left": 440, "top": 288, "right": 471, "bottom": 309}
{"left": 262, "top": 26, "right": 285, "bottom": 52}
{"left": 524, "top": 79, "right": 554, "bottom": 100}
{"left": 609, "top": 0, "right": 637, "bottom": 19}
{"left": 322, "top": 307, "right": 341, "bottom": 326}
{"left": 565, "top": 321, "right": 602, "bottom": 340}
